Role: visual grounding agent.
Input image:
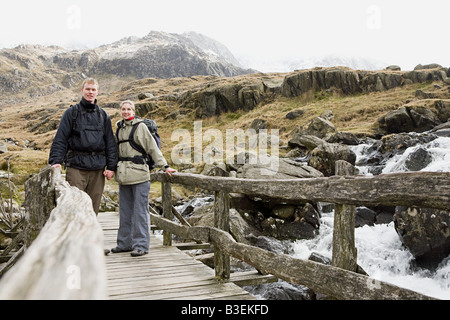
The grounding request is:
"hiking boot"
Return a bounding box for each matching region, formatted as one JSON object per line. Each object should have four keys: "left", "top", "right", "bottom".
{"left": 130, "top": 249, "right": 148, "bottom": 257}
{"left": 111, "top": 247, "right": 132, "bottom": 253}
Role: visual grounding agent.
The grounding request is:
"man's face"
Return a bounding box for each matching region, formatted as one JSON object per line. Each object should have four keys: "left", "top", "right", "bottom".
{"left": 82, "top": 83, "right": 99, "bottom": 103}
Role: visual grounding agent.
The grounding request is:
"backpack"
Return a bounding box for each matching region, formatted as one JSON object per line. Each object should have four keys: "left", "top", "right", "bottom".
{"left": 70, "top": 103, "right": 105, "bottom": 131}
{"left": 116, "top": 118, "right": 161, "bottom": 169}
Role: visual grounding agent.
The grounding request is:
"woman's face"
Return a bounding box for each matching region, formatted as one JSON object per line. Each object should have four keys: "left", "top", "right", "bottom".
{"left": 120, "top": 103, "right": 135, "bottom": 120}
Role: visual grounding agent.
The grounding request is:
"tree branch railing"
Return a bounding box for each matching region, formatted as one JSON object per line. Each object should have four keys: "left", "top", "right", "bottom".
{"left": 0, "top": 166, "right": 447, "bottom": 300}
{"left": 0, "top": 166, "right": 107, "bottom": 300}
{"left": 150, "top": 170, "right": 450, "bottom": 300}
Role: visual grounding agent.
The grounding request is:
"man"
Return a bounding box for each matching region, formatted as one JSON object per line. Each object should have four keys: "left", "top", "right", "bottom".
{"left": 49, "top": 78, "right": 117, "bottom": 215}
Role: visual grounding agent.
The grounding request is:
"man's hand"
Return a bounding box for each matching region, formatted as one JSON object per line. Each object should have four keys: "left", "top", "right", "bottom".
{"left": 104, "top": 170, "right": 114, "bottom": 180}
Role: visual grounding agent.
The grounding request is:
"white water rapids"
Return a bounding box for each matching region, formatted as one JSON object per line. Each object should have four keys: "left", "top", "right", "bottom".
{"left": 291, "top": 136, "right": 450, "bottom": 299}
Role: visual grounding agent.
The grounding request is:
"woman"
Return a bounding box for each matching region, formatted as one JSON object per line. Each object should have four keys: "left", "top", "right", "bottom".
{"left": 112, "top": 100, "right": 176, "bottom": 257}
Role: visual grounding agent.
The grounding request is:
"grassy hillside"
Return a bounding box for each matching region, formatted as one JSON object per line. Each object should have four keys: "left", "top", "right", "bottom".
{"left": 0, "top": 71, "right": 444, "bottom": 202}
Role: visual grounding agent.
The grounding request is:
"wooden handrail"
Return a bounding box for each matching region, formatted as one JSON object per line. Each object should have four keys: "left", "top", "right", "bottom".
{"left": 150, "top": 170, "right": 447, "bottom": 300}
{"left": 149, "top": 211, "right": 435, "bottom": 300}
{"left": 1, "top": 167, "right": 444, "bottom": 300}
{"left": 151, "top": 171, "right": 450, "bottom": 210}
{"left": 0, "top": 167, "right": 107, "bottom": 300}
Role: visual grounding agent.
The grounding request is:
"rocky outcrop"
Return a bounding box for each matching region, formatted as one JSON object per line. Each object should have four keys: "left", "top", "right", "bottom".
{"left": 280, "top": 66, "right": 449, "bottom": 98}
{"left": 179, "top": 76, "right": 283, "bottom": 118}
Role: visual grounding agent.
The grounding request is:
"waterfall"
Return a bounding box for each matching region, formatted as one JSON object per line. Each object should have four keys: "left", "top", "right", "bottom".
{"left": 291, "top": 136, "right": 450, "bottom": 299}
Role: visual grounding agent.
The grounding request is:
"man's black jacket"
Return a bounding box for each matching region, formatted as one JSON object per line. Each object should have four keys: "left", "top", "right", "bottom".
{"left": 49, "top": 97, "right": 117, "bottom": 171}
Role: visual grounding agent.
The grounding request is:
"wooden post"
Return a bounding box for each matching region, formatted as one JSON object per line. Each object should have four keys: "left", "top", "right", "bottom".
{"left": 22, "top": 165, "right": 59, "bottom": 247}
{"left": 214, "top": 190, "right": 230, "bottom": 280}
{"left": 162, "top": 180, "right": 173, "bottom": 246}
{"left": 332, "top": 160, "right": 358, "bottom": 272}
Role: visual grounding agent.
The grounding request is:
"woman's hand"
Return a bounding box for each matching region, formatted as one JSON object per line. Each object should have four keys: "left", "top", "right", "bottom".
{"left": 165, "top": 167, "right": 177, "bottom": 177}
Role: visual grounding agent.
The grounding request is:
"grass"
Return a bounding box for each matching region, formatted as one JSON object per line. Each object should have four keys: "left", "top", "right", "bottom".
{"left": 0, "top": 70, "right": 445, "bottom": 202}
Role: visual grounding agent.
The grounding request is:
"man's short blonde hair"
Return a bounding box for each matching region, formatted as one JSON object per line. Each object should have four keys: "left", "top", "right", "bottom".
{"left": 81, "top": 78, "right": 99, "bottom": 89}
{"left": 120, "top": 100, "right": 135, "bottom": 111}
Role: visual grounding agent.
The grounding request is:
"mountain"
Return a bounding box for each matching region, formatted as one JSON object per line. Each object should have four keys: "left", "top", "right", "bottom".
{"left": 0, "top": 31, "right": 256, "bottom": 103}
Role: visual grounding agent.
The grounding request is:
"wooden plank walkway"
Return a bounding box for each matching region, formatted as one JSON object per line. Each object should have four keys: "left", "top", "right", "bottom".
{"left": 98, "top": 211, "right": 257, "bottom": 300}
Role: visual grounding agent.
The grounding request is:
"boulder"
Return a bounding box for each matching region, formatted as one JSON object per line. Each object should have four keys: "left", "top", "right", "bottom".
{"left": 288, "top": 134, "right": 325, "bottom": 151}
{"left": 302, "top": 116, "right": 337, "bottom": 140}
{"left": 182, "top": 81, "right": 267, "bottom": 118}
{"left": 327, "top": 132, "right": 360, "bottom": 145}
{"left": 404, "top": 147, "right": 433, "bottom": 171}
{"left": 286, "top": 109, "right": 305, "bottom": 120}
{"left": 378, "top": 106, "right": 441, "bottom": 134}
{"left": 394, "top": 207, "right": 450, "bottom": 268}
{"left": 308, "top": 141, "right": 357, "bottom": 176}
{"left": 0, "top": 142, "right": 7, "bottom": 154}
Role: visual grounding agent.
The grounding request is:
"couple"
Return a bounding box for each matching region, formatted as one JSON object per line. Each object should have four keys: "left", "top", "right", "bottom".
{"left": 49, "top": 78, "right": 176, "bottom": 257}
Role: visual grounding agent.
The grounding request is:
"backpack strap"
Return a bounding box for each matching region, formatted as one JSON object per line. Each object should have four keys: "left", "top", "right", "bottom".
{"left": 116, "top": 122, "right": 148, "bottom": 161}
{"left": 71, "top": 104, "right": 78, "bottom": 130}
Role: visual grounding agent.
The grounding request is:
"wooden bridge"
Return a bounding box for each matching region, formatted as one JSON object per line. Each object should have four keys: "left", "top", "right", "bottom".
{"left": 0, "top": 163, "right": 448, "bottom": 300}
{"left": 100, "top": 211, "right": 262, "bottom": 300}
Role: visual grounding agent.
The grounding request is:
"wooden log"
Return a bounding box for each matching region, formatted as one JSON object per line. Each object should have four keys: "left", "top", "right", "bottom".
{"left": 230, "top": 270, "right": 278, "bottom": 287}
{"left": 22, "top": 165, "right": 59, "bottom": 246}
{"left": 0, "top": 169, "right": 107, "bottom": 300}
{"left": 150, "top": 213, "right": 210, "bottom": 243}
{"left": 151, "top": 172, "right": 450, "bottom": 210}
{"left": 332, "top": 160, "right": 358, "bottom": 272}
{"left": 147, "top": 213, "right": 436, "bottom": 300}
{"left": 214, "top": 190, "right": 230, "bottom": 280}
{"left": 208, "top": 228, "right": 436, "bottom": 300}
{"left": 161, "top": 180, "right": 173, "bottom": 246}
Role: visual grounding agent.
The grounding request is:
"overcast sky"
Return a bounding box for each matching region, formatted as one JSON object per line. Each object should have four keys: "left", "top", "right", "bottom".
{"left": 1, "top": 0, "right": 449, "bottom": 71}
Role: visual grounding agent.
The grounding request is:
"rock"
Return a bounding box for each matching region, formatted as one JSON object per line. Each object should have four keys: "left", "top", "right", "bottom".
{"left": 99, "top": 194, "right": 119, "bottom": 212}
{"left": 201, "top": 163, "right": 230, "bottom": 177}
{"left": 276, "top": 218, "right": 318, "bottom": 240}
{"left": 250, "top": 119, "right": 268, "bottom": 132}
{"left": 181, "top": 79, "right": 272, "bottom": 118}
{"left": 434, "top": 100, "right": 450, "bottom": 123}
{"left": 394, "top": 207, "right": 450, "bottom": 268}
{"left": 355, "top": 207, "right": 376, "bottom": 227}
{"left": 380, "top": 132, "right": 438, "bottom": 155}
{"left": 414, "top": 63, "right": 443, "bottom": 70}
{"left": 327, "top": 132, "right": 360, "bottom": 145}
{"left": 280, "top": 67, "right": 447, "bottom": 100}
{"left": 415, "top": 89, "right": 439, "bottom": 99}
{"left": 378, "top": 106, "right": 441, "bottom": 134}
{"left": 246, "top": 281, "right": 316, "bottom": 300}
{"left": 386, "top": 65, "right": 401, "bottom": 71}
{"left": 404, "top": 147, "right": 433, "bottom": 171}
{"left": 236, "top": 157, "right": 323, "bottom": 179}
{"left": 308, "top": 141, "right": 357, "bottom": 176}
{"left": 245, "top": 234, "right": 292, "bottom": 254}
{"left": 272, "top": 205, "right": 296, "bottom": 220}
{"left": 378, "top": 107, "right": 415, "bottom": 133}
{"left": 0, "top": 142, "right": 7, "bottom": 154}
{"left": 302, "top": 116, "right": 337, "bottom": 140}
{"left": 288, "top": 134, "right": 325, "bottom": 151}
{"left": 286, "top": 109, "right": 305, "bottom": 119}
